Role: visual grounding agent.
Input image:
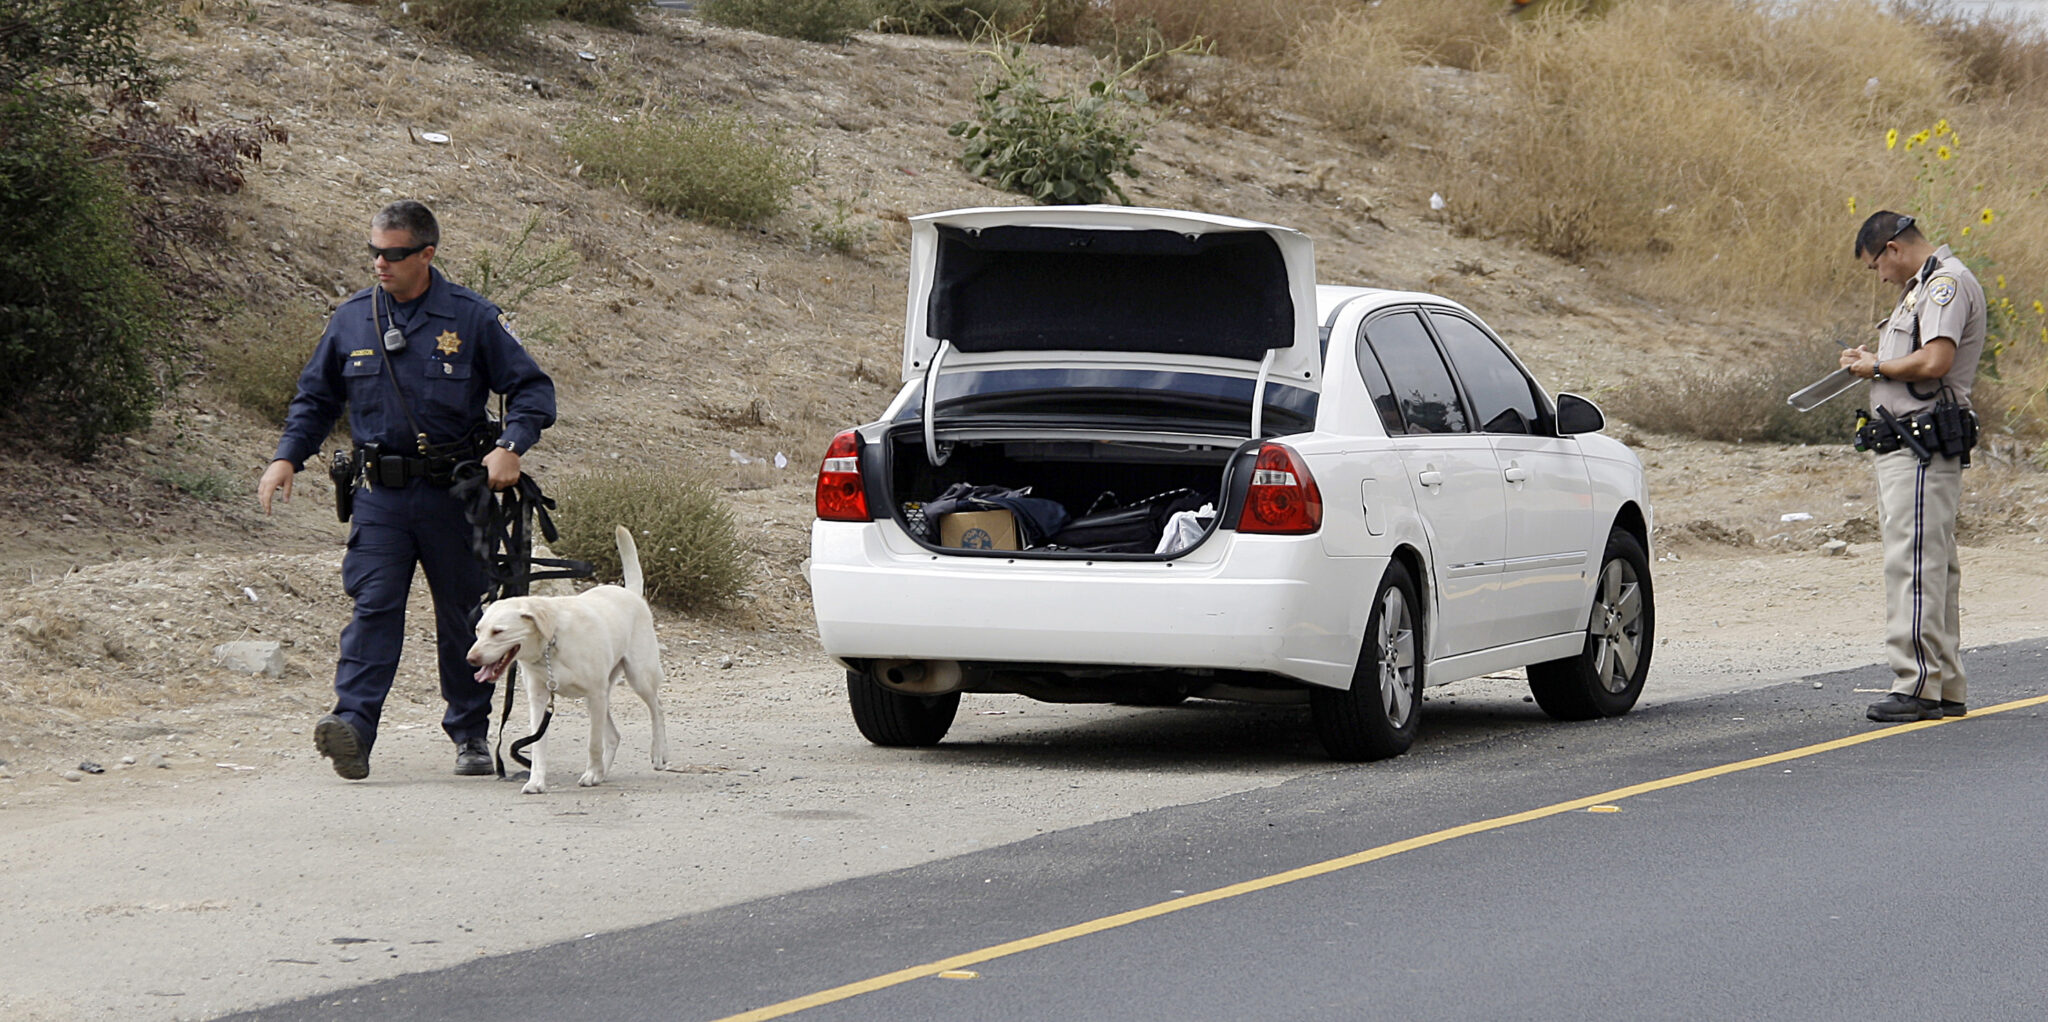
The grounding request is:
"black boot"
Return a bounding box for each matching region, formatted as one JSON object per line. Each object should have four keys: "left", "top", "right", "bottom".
{"left": 454, "top": 736, "right": 492, "bottom": 775}
{"left": 315, "top": 714, "right": 370, "bottom": 780}
{"left": 1866, "top": 693, "right": 1943, "bottom": 723}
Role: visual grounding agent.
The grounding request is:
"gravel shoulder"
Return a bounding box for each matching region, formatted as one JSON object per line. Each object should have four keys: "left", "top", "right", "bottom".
{"left": 3, "top": 535, "right": 2044, "bottom": 1022}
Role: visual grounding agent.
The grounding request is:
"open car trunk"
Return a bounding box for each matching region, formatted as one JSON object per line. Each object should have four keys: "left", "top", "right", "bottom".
{"left": 881, "top": 425, "right": 1251, "bottom": 558}
{"left": 877, "top": 206, "right": 1322, "bottom": 560}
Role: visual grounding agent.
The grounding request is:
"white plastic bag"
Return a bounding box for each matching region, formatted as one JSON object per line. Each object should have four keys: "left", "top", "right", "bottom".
{"left": 1155, "top": 504, "right": 1217, "bottom": 554}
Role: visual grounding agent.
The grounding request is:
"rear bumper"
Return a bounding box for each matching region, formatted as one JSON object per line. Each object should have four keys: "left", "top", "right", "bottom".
{"left": 807, "top": 520, "right": 1376, "bottom": 689}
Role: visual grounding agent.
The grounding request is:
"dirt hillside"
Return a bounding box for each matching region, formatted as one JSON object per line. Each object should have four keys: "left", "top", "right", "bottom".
{"left": 2, "top": 0, "right": 2045, "bottom": 764}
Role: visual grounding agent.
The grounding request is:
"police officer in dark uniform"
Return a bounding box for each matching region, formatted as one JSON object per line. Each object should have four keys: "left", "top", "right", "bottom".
{"left": 257, "top": 200, "right": 556, "bottom": 780}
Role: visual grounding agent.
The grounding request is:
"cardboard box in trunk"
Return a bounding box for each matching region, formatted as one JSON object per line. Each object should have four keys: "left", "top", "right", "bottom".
{"left": 938, "top": 509, "right": 1019, "bottom": 550}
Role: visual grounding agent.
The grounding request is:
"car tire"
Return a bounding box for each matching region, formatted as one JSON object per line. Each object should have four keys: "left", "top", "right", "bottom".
{"left": 1527, "top": 530, "right": 1654, "bottom": 721}
{"left": 1312, "top": 562, "right": 1423, "bottom": 762}
{"left": 846, "top": 667, "right": 959, "bottom": 747}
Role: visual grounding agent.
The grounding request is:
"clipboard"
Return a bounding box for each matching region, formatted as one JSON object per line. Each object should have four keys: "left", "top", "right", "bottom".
{"left": 1786, "top": 367, "right": 1860, "bottom": 412}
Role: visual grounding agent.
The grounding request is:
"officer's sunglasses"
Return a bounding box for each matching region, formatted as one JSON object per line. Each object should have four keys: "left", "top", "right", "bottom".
{"left": 366, "top": 241, "right": 431, "bottom": 262}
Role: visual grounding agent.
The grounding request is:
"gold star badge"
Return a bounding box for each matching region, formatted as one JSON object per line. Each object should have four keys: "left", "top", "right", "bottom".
{"left": 436, "top": 330, "right": 462, "bottom": 355}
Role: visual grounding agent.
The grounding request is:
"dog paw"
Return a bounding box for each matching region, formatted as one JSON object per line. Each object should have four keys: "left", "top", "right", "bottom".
{"left": 521, "top": 781, "right": 546, "bottom": 794}
{"left": 577, "top": 770, "right": 603, "bottom": 787}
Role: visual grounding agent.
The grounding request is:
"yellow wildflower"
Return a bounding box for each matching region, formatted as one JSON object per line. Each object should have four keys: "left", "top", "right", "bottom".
{"left": 1935, "top": 118, "right": 1950, "bottom": 135}
{"left": 1886, "top": 128, "right": 1899, "bottom": 150}
{"left": 1981, "top": 208, "right": 1996, "bottom": 225}
{"left": 1997, "top": 275, "right": 2006, "bottom": 289}
{"left": 1937, "top": 145, "right": 1953, "bottom": 161}
{"left": 1962, "top": 226, "right": 1973, "bottom": 236}
{"left": 1846, "top": 196, "right": 1857, "bottom": 214}
{"left": 1912, "top": 129, "right": 1932, "bottom": 145}
{"left": 2034, "top": 300, "right": 2045, "bottom": 317}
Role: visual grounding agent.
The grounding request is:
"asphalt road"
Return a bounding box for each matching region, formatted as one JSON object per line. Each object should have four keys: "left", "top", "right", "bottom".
{"left": 225, "top": 640, "right": 2048, "bottom": 1022}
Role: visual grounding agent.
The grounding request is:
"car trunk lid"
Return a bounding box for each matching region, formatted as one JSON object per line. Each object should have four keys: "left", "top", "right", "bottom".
{"left": 903, "top": 206, "right": 1322, "bottom": 421}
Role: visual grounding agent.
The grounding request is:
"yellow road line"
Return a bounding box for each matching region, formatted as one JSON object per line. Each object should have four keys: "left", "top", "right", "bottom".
{"left": 711, "top": 692, "right": 2048, "bottom": 1022}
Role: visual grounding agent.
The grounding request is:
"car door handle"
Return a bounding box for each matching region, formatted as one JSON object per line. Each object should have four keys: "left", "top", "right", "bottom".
{"left": 1503, "top": 465, "right": 1530, "bottom": 484}
{"left": 1417, "top": 469, "right": 1444, "bottom": 488}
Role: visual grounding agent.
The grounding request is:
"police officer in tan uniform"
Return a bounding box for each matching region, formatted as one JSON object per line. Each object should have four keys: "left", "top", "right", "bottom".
{"left": 1841, "top": 211, "right": 1985, "bottom": 723}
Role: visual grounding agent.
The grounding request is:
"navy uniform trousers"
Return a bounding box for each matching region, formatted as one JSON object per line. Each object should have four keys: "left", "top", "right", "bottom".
{"left": 332, "top": 476, "right": 493, "bottom": 753}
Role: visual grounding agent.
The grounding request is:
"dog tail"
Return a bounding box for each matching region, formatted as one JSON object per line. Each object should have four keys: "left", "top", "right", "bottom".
{"left": 615, "top": 525, "right": 644, "bottom": 598}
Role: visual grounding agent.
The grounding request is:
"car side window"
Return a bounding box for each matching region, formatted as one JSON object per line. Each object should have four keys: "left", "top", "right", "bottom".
{"left": 1428, "top": 311, "right": 1539, "bottom": 435}
{"left": 1362, "top": 311, "right": 1469, "bottom": 434}
{"left": 1350, "top": 322, "right": 1404, "bottom": 434}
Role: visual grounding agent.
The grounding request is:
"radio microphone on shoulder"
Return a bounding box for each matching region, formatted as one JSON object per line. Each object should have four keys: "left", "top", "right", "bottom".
{"left": 374, "top": 284, "right": 409, "bottom": 353}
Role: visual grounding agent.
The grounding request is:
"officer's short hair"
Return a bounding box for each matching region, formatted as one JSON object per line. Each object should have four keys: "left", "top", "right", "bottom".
{"left": 373, "top": 200, "right": 440, "bottom": 249}
{"left": 1855, "top": 210, "right": 1922, "bottom": 259}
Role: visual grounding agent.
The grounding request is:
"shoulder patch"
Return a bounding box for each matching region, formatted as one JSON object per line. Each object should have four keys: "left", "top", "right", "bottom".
{"left": 1928, "top": 276, "right": 1958, "bottom": 307}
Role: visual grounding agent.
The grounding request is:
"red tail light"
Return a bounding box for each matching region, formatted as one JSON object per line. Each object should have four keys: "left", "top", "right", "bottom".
{"left": 1237, "top": 443, "right": 1322, "bottom": 534}
{"left": 815, "top": 430, "right": 869, "bottom": 522}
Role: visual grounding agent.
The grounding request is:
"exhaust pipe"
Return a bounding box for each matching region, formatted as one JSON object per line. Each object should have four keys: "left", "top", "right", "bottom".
{"left": 874, "top": 659, "right": 965, "bottom": 695}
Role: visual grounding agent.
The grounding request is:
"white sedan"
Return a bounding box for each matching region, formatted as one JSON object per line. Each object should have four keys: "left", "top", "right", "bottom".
{"left": 807, "top": 206, "right": 1653, "bottom": 760}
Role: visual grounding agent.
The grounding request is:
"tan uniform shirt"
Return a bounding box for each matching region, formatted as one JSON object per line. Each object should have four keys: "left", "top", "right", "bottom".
{"left": 1873, "top": 244, "right": 1986, "bottom": 415}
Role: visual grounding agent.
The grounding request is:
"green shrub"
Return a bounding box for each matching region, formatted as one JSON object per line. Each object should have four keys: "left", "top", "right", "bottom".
{"left": 698, "top": 0, "right": 873, "bottom": 43}
{"left": 804, "top": 197, "right": 875, "bottom": 254}
{"left": 557, "top": 0, "right": 641, "bottom": 30}
{"left": 466, "top": 214, "right": 579, "bottom": 309}
{"left": 384, "top": 0, "right": 554, "bottom": 46}
{"left": 1603, "top": 337, "right": 1854, "bottom": 446}
{"left": 566, "top": 111, "right": 800, "bottom": 226}
{"left": 949, "top": 42, "right": 1150, "bottom": 204}
{"left": 156, "top": 467, "right": 237, "bottom": 501}
{"left": 0, "top": 104, "right": 165, "bottom": 458}
{"left": 872, "top": 0, "right": 1092, "bottom": 41}
{"left": 210, "top": 304, "right": 326, "bottom": 427}
{"left": 551, "top": 469, "right": 751, "bottom": 612}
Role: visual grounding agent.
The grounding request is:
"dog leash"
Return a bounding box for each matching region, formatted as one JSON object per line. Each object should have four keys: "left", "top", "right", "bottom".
{"left": 503, "top": 637, "right": 559, "bottom": 772}
{"left": 454, "top": 466, "right": 595, "bottom": 780}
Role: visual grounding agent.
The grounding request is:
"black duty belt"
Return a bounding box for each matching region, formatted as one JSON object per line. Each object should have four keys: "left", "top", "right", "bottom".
{"left": 1854, "top": 402, "right": 1978, "bottom": 465}
{"left": 356, "top": 447, "right": 457, "bottom": 488}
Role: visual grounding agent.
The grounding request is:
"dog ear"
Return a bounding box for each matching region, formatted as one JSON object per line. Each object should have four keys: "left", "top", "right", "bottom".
{"left": 521, "top": 606, "right": 557, "bottom": 647}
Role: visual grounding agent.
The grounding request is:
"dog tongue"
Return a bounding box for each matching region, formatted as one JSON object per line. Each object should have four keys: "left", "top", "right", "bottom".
{"left": 475, "top": 650, "right": 512, "bottom": 684}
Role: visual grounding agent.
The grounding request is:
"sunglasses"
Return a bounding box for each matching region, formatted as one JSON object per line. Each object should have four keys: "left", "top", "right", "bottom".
{"left": 366, "top": 241, "right": 431, "bottom": 262}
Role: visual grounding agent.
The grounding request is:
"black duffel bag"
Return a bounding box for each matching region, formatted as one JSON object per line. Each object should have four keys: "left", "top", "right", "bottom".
{"left": 1048, "top": 488, "right": 1211, "bottom": 553}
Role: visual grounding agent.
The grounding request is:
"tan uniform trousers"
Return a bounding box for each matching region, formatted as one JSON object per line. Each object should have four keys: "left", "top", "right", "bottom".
{"left": 1873, "top": 449, "right": 1966, "bottom": 702}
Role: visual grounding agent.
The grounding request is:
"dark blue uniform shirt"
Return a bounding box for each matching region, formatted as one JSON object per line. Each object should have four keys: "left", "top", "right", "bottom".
{"left": 274, "top": 268, "right": 556, "bottom": 467}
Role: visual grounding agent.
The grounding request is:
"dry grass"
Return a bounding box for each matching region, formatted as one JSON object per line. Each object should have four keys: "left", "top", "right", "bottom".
{"left": 1293, "top": 0, "right": 2048, "bottom": 442}
{"left": 1099, "top": 0, "right": 1341, "bottom": 59}
{"left": 1293, "top": 12, "right": 1422, "bottom": 135}
{"left": 1893, "top": 0, "right": 2048, "bottom": 101}
{"left": 1604, "top": 338, "right": 1857, "bottom": 447}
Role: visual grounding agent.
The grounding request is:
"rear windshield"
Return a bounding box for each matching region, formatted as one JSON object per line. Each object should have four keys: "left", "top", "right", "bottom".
{"left": 893, "top": 368, "right": 1317, "bottom": 436}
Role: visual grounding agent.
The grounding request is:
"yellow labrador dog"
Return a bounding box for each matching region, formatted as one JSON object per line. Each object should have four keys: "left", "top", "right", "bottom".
{"left": 466, "top": 525, "right": 669, "bottom": 794}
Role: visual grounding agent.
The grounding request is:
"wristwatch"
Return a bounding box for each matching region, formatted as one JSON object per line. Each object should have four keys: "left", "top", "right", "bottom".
{"left": 494, "top": 437, "right": 518, "bottom": 453}
{"left": 1871, "top": 361, "right": 1890, "bottom": 382}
